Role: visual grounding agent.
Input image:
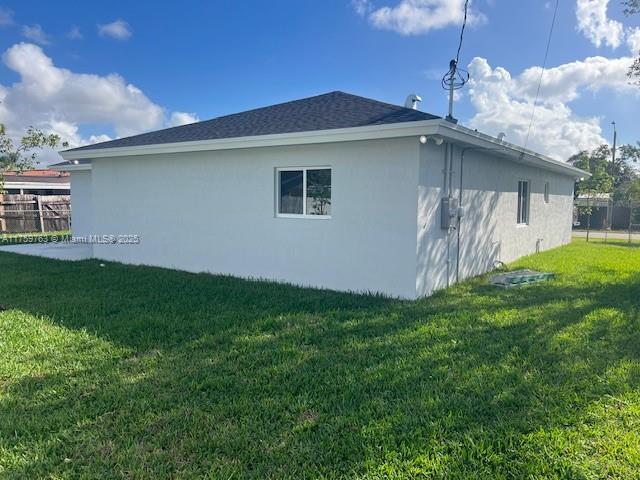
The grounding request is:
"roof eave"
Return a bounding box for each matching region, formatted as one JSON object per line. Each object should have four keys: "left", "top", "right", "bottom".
{"left": 434, "top": 122, "right": 590, "bottom": 179}
{"left": 58, "top": 119, "right": 589, "bottom": 179}
{"left": 49, "top": 162, "right": 92, "bottom": 172}
{"left": 59, "top": 120, "right": 443, "bottom": 160}
{"left": 3, "top": 181, "right": 71, "bottom": 189}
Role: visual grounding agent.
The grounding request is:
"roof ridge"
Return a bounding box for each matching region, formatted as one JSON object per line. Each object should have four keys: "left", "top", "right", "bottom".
{"left": 329, "top": 91, "right": 415, "bottom": 112}
{"left": 194, "top": 91, "right": 348, "bottom": 126}
{"left": 64, "top": 92, "right": 356, "bottom": 152}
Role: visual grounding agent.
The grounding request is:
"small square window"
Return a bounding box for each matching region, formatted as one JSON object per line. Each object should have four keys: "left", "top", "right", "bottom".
{"left": 277, "top": 167, "right": 331, "bottom": 218}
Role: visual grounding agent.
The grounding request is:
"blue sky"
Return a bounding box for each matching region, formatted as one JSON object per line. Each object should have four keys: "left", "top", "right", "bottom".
{"left": 0, "top": 0, "right": 638, "bottom": 164}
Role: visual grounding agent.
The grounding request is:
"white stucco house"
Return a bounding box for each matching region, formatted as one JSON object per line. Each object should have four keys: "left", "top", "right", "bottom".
{"left": 53, "top": 91, "right": 587, "bottom": 299}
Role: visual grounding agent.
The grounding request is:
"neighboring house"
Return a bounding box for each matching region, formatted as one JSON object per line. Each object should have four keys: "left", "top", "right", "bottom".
{"left": 574, "top": 194, "right": 611, "bottom": 230}
{"left": 0, "top": 170, "right": 71, "bottom": 234}
{"left": 574, "top": 193, "right": 635, "bottom": 230}
{"left": 52, "top": 91, "right": 587, "bottom": 298}
{"left": 2, "top": 170, "right": 70, "bottom": 195}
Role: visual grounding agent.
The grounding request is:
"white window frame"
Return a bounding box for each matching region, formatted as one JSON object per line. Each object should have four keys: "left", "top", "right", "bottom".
{"left": 544, "top": 181, "right": 550, "bottom": 204}
{"left": 275, "top": 166, "right": 332, "bottom": 219}
{"left": 517, "top": 179, "right": 530, "bottom": 225}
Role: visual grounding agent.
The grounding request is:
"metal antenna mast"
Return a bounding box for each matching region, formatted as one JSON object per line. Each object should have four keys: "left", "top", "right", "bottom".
{"left": 441, "top": 0, "right": 470, "bottom": 123}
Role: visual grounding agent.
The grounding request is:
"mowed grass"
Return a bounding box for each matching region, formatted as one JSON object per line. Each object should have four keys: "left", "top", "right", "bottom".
{"left": 0, "top": 239, "right": 639, "bottom": 479}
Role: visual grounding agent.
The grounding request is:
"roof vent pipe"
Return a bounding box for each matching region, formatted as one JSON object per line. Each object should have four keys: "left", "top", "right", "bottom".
{"left": 404, "top": 94, "right": 422, "bottom": 110}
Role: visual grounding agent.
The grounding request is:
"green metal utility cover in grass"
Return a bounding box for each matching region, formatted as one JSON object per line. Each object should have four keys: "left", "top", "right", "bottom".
{"left": 490, "top": 269, "right": 555, "bottom": 288}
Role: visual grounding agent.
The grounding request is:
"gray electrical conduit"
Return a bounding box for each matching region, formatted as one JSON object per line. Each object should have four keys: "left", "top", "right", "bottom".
{"left": 443, "top": 143, "right": 450, "bottom": 287}
{"left": 443, "top": 142, "right": 456, "bottom": 288}
{"left": 456, "top": 146, "right": 510, "bottom": 284}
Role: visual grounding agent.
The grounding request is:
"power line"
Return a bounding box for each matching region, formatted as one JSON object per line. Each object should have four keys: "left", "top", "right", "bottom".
{"left": 442, "top": 0, "right": 471, "bottom": 121}
{"left": 456, "top": 0, "right": 470, "bottom": 64}
{"left": 522, "top": 0, "right": 559, "bottom": 153}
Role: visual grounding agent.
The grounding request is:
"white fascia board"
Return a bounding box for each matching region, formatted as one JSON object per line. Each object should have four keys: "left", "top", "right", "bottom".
{"left": 58, "top": 118, "right": 588, "bottom": 179}
{"left": 435, "top": 122, "right": 589, "bottom": 179}
{"left": 49, "top": 163, "right": 92, "bottom": 172}
{"left": 59, "top": 120, "right": 443, "bottom": 160}
{"left": 4, "top": 181, "right": 71, "bottom": 189}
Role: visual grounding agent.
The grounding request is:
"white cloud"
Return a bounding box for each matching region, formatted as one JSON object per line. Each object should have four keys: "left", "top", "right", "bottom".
{"left": 169, "top": 111, "right": 199, "bottom": 127}
{"left": 0, "top": 43, "right": 195, "bottom": 165}
{"left": 88, "top": 134, "right": 113, "bottom": 144}
{"left": 514, "top": 56, "right": 635, "bottom": 103}
{"left": 352, "top": 0, "right": 372, "bottom": 16}
{"left": 98, "top": 19, "right": 132, "bottom": 40}
{"left": 22, "top": 24, "right": 50, "bottom": 45}
{"left": 364, "top": 0, "right": 485, "bottom": 36}
{"left": 628, "top": 28, "right": 640, "bottom": 53}
{"left": 467, "top": 56, "right": 636, "bottom": 160}
{"left": 0, "top": 7, "right": 13, "bottom": 26}
{"left": 2, "top": 43, "right": 162, "bottom": 138}
{"left": 68, "top": 25, "right": 83, "bottom": 40}
{"left": 576, "top": 0, "right": 624, "bottom": 48}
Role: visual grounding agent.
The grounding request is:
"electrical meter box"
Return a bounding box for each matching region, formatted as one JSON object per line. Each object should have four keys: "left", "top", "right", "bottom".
{"left": 441, "top": 197, "right": 459, "bottom": 229}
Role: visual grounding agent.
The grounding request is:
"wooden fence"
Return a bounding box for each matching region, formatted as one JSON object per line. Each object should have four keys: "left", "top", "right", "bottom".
{"left": 0, "top": 194, "right": 71, "bottom": 234}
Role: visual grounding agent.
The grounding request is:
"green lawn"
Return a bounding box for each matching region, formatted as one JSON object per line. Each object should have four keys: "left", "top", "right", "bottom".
{"left": 1, "top": 240, "right": 639, "bottom": 479}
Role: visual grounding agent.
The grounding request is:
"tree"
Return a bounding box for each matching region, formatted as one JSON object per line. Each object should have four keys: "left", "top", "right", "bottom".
{"left": 570, "top": 143, "right": 639, "bottom": 190}
{"left": 569, "top": 147, "right": 615, "bottom": 194}
{"left": 570, "top": 142, "right": 640, "bottom": 239}
{"left": 625, "top": 0, "right": 640, "bottom": 84}
{"left": 569, "top": 147, "right": 614, "bottom": 241}
{"left": 0, "top": 124, "right": 63, "bottom": 192}
{"left": 624, "top": 0, "right": 640, "bottom": 15}
{"left": 619, "top": 142, "right": 640, "bottom": 164}
{"left": 630, "top": 56, "right": 640, "bottom": 87}
{"left": 614, "top": 143, "right": 640, "bottom": 188}
{"left": 614, "top": 178, "right": 640, "bottom": 242}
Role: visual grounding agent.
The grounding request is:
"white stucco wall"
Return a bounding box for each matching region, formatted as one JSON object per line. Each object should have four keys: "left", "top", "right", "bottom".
{"left": 416, "top": 144, "right": 575, "bottom": 297}
{"left": 90, "top": 138, "right": 421, "bottom": 298}
{"left": 70, "top": 170, "right": 93, "bottom": 237}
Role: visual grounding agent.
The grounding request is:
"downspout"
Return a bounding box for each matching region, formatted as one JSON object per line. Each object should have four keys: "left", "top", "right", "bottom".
{"left": 443, "top": 143, "right": 451, "bottom": 288}
{"left": 443, "top": 143, "right": 450, "bottom": 193}
{"left": 447, "top": 144, "right": 456, "bottom": 288}
{"left": 448, "top": 144, "right": 455, "bottom": 197}
{"left": 456, "top": 145, "right": 509, "bottom": 284}
{"left": 456, "top": 149, "right": 466, "bottom": 283}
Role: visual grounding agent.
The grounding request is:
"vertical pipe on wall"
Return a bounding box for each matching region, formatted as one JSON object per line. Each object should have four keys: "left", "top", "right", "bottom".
{"left": 447, "top": 144, "right": 455, "bottom": 288}
{"left": 454, "top": 145, "right": 509, "bottom": 284}
{"left": 443, "top": 143, "right": 451, "bottom": 288}
{"left": 456, "top": 149, "right": 465, "bottom": 283}
{"left": 448, "top": 144, "right": 455, "bottom": 197}
{"left": 443, "top": 143, "right": 450, "bottom": 194}
{"left": 447, "top": 221, "right": 451, "bottom": 289}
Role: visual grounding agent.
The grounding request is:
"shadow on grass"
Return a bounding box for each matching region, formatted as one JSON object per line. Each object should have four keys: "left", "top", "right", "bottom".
{"left": 573, "top": 236, "right": 640, "bottom": 248}
{"left": 1, "top": 247, "right": 640, "bottom": 478}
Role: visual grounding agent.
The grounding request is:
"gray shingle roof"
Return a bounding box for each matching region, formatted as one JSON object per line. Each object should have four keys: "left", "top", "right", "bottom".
{"left": 65, "top": 91, "right": 439, "bottom": 152}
